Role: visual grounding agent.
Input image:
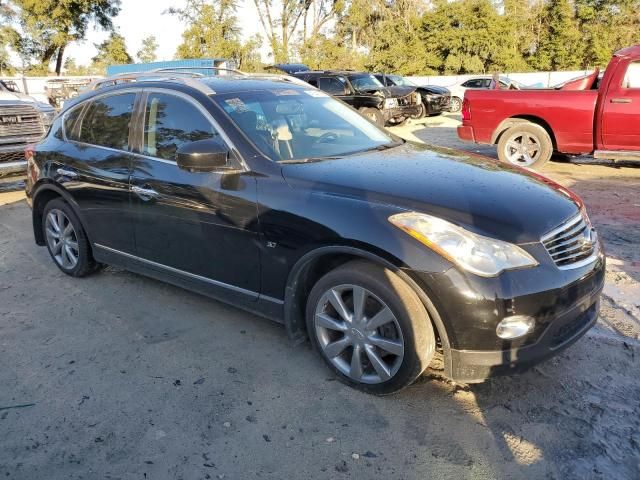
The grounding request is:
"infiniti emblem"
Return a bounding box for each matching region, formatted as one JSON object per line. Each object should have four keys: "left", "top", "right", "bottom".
{"left": 350, "top": 327, "right": 365, "bottom": 340}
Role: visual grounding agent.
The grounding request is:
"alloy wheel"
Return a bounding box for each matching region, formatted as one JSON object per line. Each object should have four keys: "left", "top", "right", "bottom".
{"left": 504, "top": 132, "right": 541, "bottom": 167}
{"left": 45, "top": 209, "right": 79, "bottom": 269}
{"left": 314, "top": 284, "right": 405, "bottom": 384}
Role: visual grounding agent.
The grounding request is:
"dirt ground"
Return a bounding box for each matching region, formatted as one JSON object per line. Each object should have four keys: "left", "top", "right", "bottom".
{"left": 1, "top": 119, "right": 639, "bottom": 479}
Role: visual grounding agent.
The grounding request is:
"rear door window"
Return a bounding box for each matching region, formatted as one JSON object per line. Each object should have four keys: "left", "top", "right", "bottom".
{"left": 462, "top": 79, "right": 482, "bottom": 88}
{"left": 76, "top": 93, "right": 135, "bottom": 150}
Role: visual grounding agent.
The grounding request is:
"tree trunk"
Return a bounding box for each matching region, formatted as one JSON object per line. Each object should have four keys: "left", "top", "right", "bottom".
{"left": 55, "top": 44, "right": 66, "bottom": 76}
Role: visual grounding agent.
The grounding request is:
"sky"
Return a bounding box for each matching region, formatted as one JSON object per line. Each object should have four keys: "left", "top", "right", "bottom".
{"left": 64, "top": 0, "right": 263, "bottom": 66}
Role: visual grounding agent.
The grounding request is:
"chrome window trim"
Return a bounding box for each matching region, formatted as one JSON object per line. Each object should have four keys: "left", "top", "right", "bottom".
{"left": 94, "top": 243, "right": 283, "bottom": 303}
{"left": 139, "top": 87, "right": 248, "bottom": 171}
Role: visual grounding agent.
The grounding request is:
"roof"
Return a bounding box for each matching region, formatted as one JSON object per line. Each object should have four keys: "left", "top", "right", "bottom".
{"left": 106, "top": 58, "right": 228, "bottom": 76}
{"left": 615, "top": 44, "right": 640, "bottom": 59}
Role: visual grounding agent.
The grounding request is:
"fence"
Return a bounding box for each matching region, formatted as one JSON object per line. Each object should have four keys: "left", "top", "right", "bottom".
{"left": 408, "top": 69, "right": 596, "bottom": 89}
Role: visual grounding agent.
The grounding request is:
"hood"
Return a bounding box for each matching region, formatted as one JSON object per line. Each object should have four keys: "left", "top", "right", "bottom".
{"left": 0, "top": 91, "right": 36, "bottom": 102}
{"left": 358, "top": 85, "right": 416, "bottom": 98}
{"left": 281, "top": 143, "right": 580, "bottom": 244}
{"left": 417, "top": 85, "right": 450, "bottom": 96}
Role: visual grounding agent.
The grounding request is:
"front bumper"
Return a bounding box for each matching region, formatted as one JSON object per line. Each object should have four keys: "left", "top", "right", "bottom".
{"left": 383, "top": 104, "right": 423, "bottom": 123}
{"left": 0, "top": 144, "right": 28, "bottom": 177}
{"left": 410, "top": 242, "right": 606, "bottom": 383}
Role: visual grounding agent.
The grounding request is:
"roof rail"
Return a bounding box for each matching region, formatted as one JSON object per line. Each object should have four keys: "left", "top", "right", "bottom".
{"left": 152, "top": 66, "right": 247, "bottom": 76}
{"left": 84, "top": 71, "right": 216, "bottom": 95}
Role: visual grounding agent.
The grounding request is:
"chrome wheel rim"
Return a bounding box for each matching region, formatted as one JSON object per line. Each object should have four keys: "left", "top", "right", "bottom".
{"left": 314, "top": 284, "right": 404, "bottom": 384}
{"left": 504, "top": 132, "right": 541, "bottom": 167}
{"left": 451, "top": 98, "right": 461, "bottom": 112}
{"left": 45, "top": 209, "right": 79, "bottom": 269}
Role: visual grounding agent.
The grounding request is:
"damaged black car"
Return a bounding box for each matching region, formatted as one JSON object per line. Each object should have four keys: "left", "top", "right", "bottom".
{"left": 291, "top": 70, "right": 422, "bottom": 127}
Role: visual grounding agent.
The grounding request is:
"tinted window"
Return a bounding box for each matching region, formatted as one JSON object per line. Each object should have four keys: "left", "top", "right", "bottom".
{"left": 463, "top": 79, "right": 482, "bottom": 88}
{"left": 77, "top": 93, "right": 135, "bottom": 150}
{"left": 307, "top": 78, "right": 318, "bottom": 87}
{"left": 143, "top": 93, "right": 220, "bottom": 161}
{"left": 318, "top": 77, "right": 347, "bottom": 95}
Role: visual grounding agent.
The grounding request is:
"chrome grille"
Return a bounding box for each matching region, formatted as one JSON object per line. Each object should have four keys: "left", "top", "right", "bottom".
{"left": 0, "top": 104, "right": 44, "bottom": 139}
{"left": 541, "top": 214, "right": 597, "bottom": 269}
{"left": 0, "top": 151, "right": 26, "bottom": 164}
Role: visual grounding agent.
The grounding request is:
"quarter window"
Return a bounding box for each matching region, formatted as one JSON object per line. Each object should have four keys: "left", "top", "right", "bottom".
{"left": 63, "top": 105, "right": 84, "bottom": 140}
{"left": 77, "top": 93, "right": 135, "bottom": 150}
{"left": 143, "top": 93, "right": 220, "bottom": 161}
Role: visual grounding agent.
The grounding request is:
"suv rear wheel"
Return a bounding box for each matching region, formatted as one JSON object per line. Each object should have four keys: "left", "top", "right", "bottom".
{"left": 306, "top": 260, "right": 435, "bottom": 395}
{"left": 43, "top": 198, "right": 98, "bottom": 277}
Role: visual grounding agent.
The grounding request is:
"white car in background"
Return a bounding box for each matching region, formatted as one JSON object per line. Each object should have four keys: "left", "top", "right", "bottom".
{"left": 447, "top": 76, "right": 525, "bottom": 112}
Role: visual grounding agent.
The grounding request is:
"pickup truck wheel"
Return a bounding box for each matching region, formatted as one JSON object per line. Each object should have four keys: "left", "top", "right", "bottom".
{"left": 498, "top": 123, "right": 552, "bottom": 169}
{"left": 359, "top": 107, "right": 385, "bottom": 127}
{"left": 450, "top": 97, "right": 462, "bottom": 112}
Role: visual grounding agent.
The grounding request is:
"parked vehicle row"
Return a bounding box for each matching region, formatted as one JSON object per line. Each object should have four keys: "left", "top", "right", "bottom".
{"left": 270, "top": 64, "right": 454, "bottom": 125}
{"left": 26, "top": 70, "right": 604, "bottom": 394}
{"left": 458, "top": 45, "right": 640, "bottom": 168}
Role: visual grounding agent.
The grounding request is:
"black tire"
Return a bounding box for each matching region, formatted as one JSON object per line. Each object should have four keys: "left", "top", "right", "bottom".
{"left": 449, "top": 96, "right": 462, "bottom": 112}
{"left": 42, "top": 198, "right": 98, "bottom": 277}
{"left": 359, "top": 107, "right": 385, "bottom": 127}
{"left": 497, "top": 122, "right": 553, "bottom": 170}
{"left": 410, "top": 102, "right": 427, "bottom": 120}
{"left": 306, "top": 260, "right": 435, "bottom": 395}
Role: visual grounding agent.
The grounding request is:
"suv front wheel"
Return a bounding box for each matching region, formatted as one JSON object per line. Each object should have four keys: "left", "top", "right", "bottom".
{"left": 359, "top": 107, "right": 385, "bottom": 127}
{"left": 306, "top": 260, "right": 435, "bottom": 394}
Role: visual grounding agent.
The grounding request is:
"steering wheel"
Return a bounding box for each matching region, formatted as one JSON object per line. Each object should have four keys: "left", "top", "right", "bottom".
{"left": 314, "top": 132, "right": 340, "bottom": 145}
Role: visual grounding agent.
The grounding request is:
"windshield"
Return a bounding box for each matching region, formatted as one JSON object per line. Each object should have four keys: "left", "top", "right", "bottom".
{"left": 348, "top": 74, "right": 385, "bottom": 92}
{"left": 215, "top": 89, "right": 396, "bottom": 162}
{"left": 0, "top": 80, "right": 21, "bottom": 93}
{"left": 389, "top": 75, "right": 415, "bottom": 87}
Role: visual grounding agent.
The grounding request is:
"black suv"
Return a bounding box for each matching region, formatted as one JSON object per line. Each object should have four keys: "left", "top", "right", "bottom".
{"left": 291, "top": 70, "right": 422, "bottom": 126}
{"left": 26, "top": 73, "right": 604, "bottom": 394}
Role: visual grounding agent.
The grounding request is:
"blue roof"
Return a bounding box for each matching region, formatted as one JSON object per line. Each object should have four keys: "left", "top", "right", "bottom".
{"left": 106, "top": 58, "right": 227, "bottom": 76}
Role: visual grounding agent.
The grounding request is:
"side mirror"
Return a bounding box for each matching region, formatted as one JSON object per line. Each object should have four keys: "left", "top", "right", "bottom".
{"left": 176, "top": 139, "right": 229, "bottom": 172}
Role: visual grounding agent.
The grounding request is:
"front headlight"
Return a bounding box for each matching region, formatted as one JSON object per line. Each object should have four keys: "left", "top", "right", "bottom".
{"left": 34, "top": 103, "right": 56, "bottom": 127}
{"left": 384, "top": 98, "right": 398, "bottom": 109}
{"left": 389, "top": 212, "right": 538, "bottom": 277}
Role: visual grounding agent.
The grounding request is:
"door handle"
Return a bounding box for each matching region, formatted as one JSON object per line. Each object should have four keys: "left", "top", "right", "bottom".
{"left": 610, "top": 98, "right": 632, "bottom": 104}
{"left": 131, "top": 185, "right": 159, "bottom": 199}
{"left": 56, "top": 168, "right": 78, "bottom": 178}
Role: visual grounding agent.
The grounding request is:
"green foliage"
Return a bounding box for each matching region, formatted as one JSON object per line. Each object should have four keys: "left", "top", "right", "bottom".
{"left": 534, "top": 0, "right": 583, "bottom": 70}
{"left": 136, "top": 35, "right": 158, "bottom": 63}
{"left": 8, "top": 0, "right": 121, "bottom": 74}
{"left": 298, "top": 34, "right": 365, "bottom": 70}
{"left": 170, "top": 0, "right": 262, "bottom": 70}
{"left": 91, "top": 32, "right": 131, "bottom": 74}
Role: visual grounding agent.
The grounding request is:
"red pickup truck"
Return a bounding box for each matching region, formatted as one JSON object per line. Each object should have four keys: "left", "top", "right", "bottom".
{"left": 458, "top": 45, "right": 640, "bottom": 169}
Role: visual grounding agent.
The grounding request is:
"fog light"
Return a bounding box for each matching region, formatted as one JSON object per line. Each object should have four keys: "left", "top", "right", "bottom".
{"left": 496, "top": 315, "right": 535, "bottom": 339}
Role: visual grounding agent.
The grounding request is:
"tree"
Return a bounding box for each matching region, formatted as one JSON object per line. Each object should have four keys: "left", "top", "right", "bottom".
{"left": 90, "top": 32, "right": 131, "bottom": 74}
{"left": 169, "top": 0, "right": 262, "bottom": 70}
{"left": 534, "top": 0, "right": 583, "bottom": 70}
{"left": 136, "top": 35, "right": 158, "bottom": 63}
{"left": 252, "top": 0, "right": 309, "bottom": 62}
{"left": 9, "top": 0, "right": 121, "bottom": 75}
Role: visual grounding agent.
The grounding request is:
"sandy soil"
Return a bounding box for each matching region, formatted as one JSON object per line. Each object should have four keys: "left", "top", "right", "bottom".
{"left": 1, "top": 124, "right": 639, "bottom": 478}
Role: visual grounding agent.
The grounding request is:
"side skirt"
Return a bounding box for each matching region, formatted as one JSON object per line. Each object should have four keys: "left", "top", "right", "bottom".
{"left": 93, "top": 244, "right": 285, "bottom": 324}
